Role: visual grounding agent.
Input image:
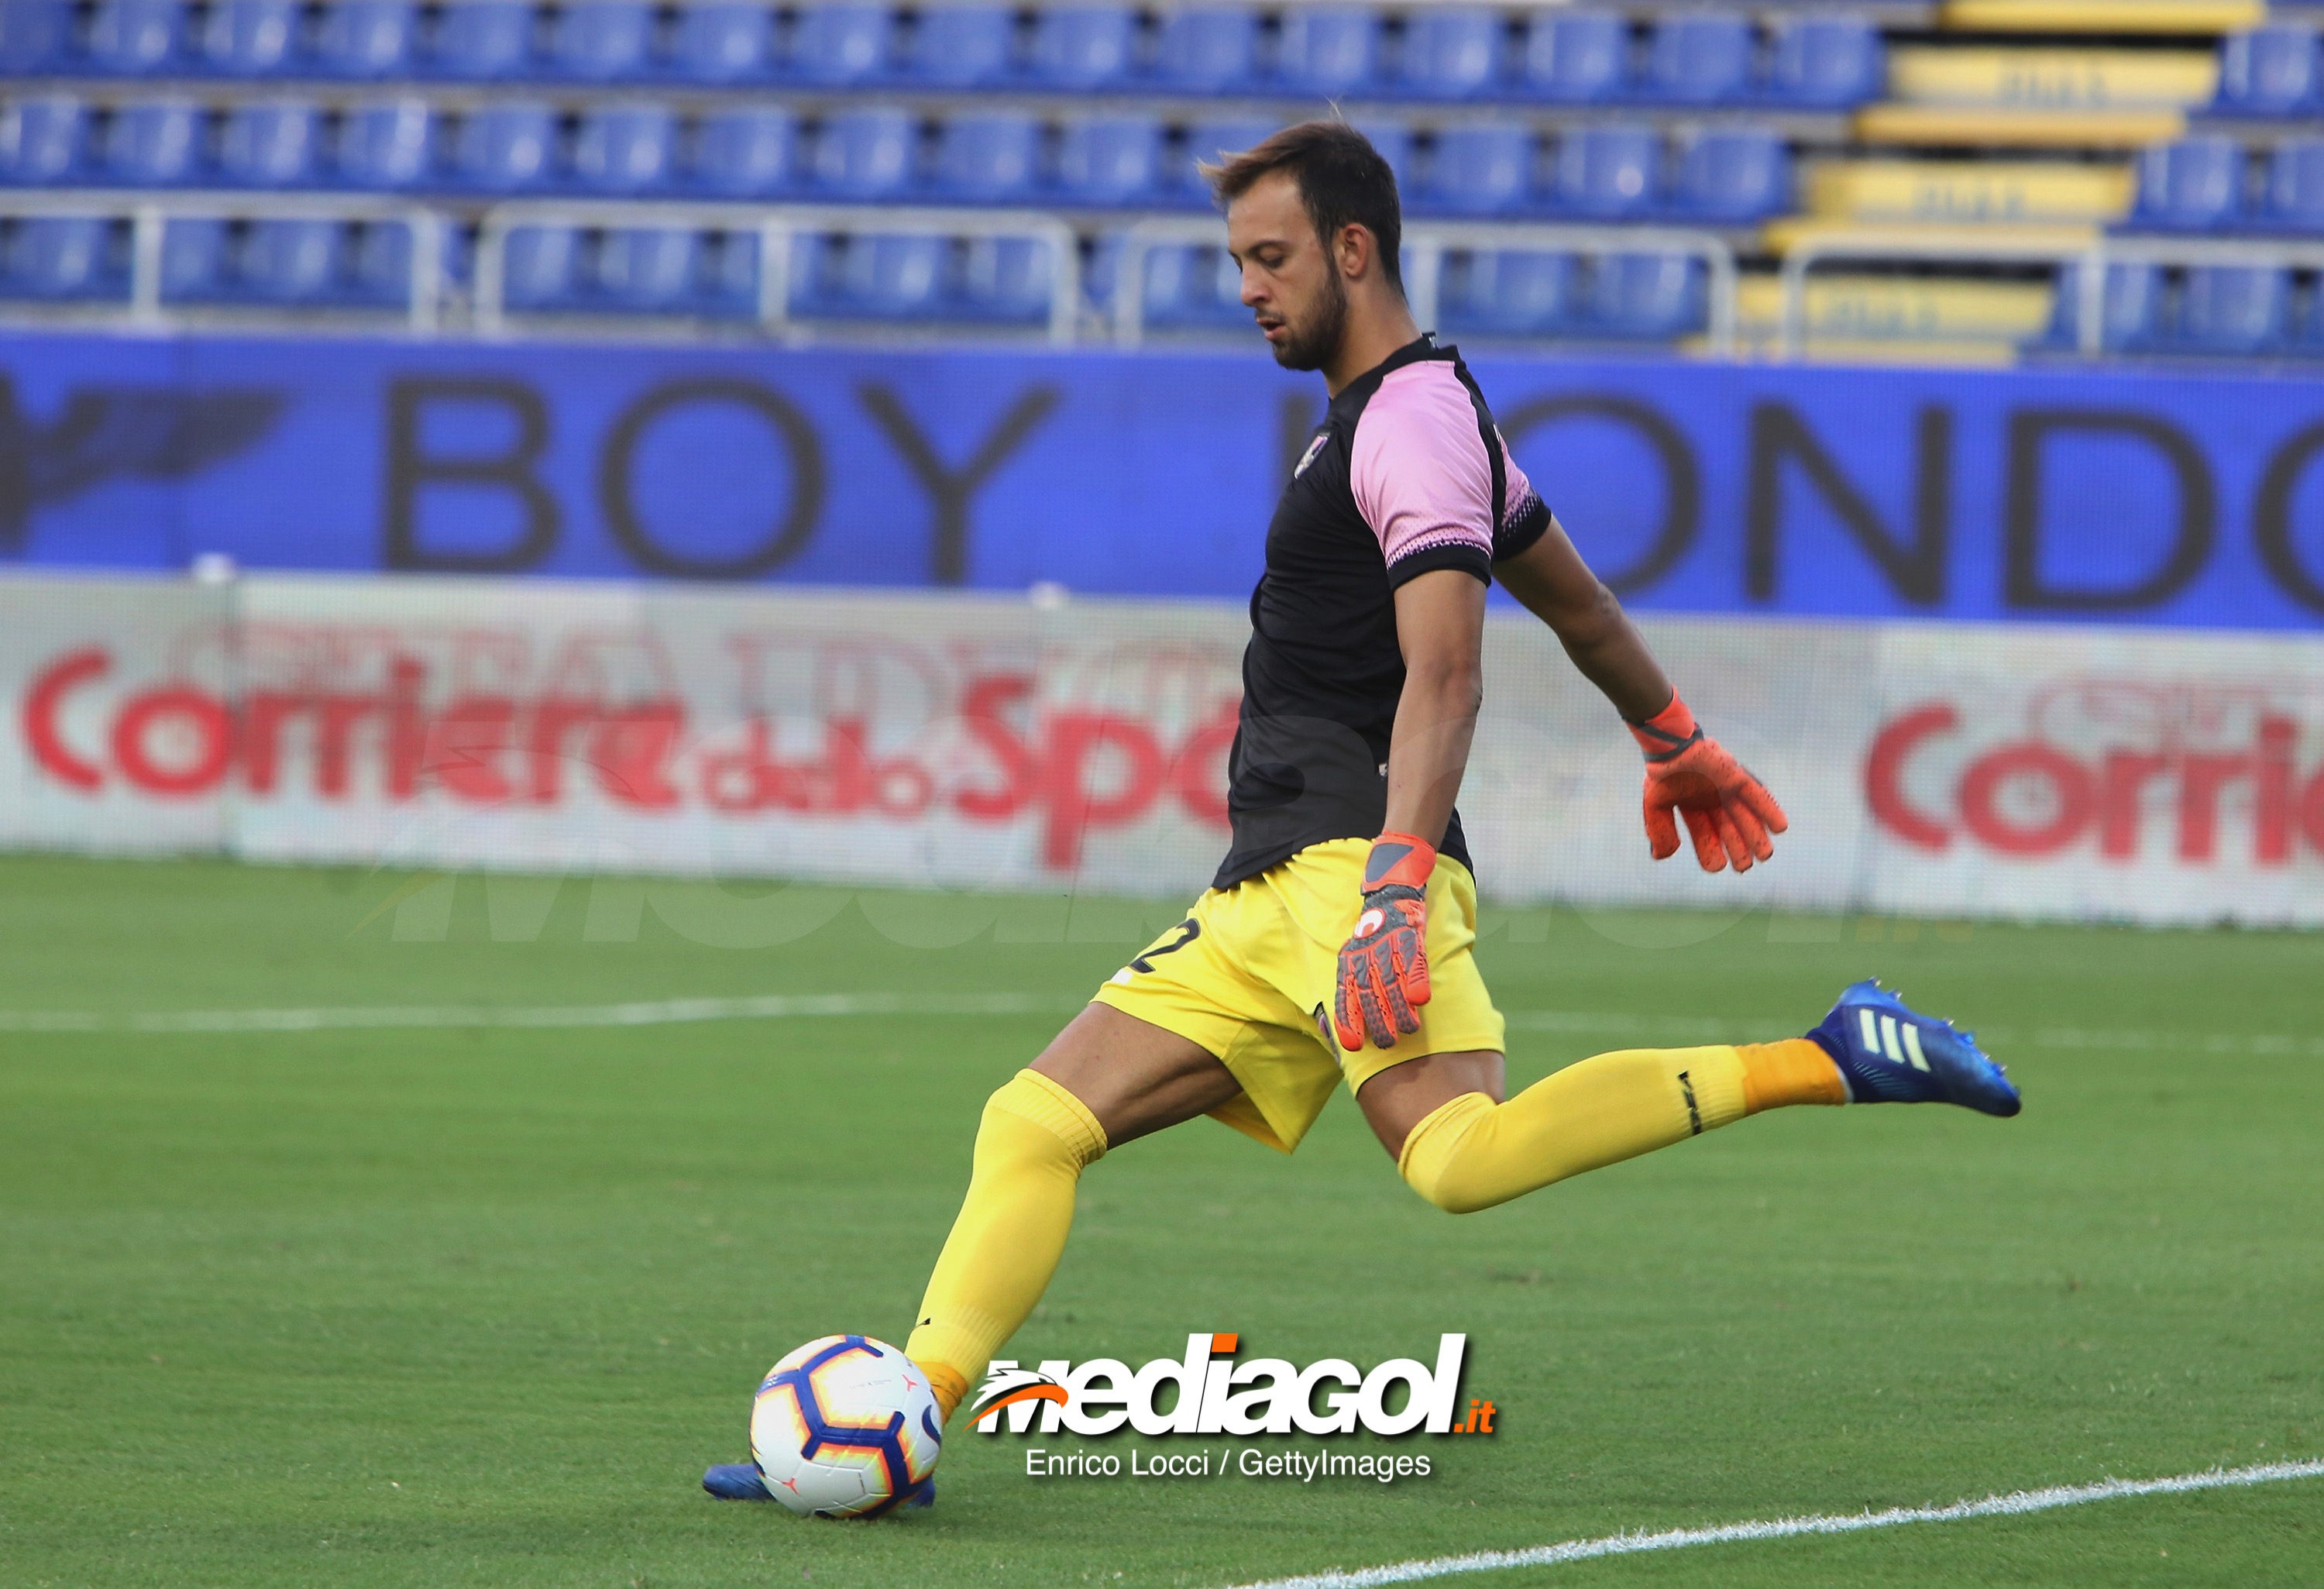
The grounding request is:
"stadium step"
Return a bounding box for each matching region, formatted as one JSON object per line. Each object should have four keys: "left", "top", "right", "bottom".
{"left": 1856, "top": 104, "right": 2189, "bottom": 147}
{"left": 1886, "top": 46, "right": 2220, "bottom": 108}
{"left": 1802, "top": 160, "right": 2136, "bottom": 225}
{"left": 1937, "top": 0, "right": 2266, "bottom": 34}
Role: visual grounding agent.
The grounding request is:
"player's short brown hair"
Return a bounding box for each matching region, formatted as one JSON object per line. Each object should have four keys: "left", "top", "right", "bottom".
{"left": 1200, "top": 120, "right": 1404, "bottom": 294}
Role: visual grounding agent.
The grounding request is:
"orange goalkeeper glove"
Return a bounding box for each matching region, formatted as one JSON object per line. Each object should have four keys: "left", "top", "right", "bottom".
{"left": 1628, "top": 695, "right": 1788, "bottom": 873}
{"left": 1332, "top": 833, "right": 1435, "bottom": 1051}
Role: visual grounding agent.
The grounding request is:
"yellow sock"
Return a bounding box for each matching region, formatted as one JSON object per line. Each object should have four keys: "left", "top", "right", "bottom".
{"left": 1737, "top": 1037, "right": 1848, "bottom": 1113}
{"left": 905, "top": 1070, "right": 1105, "bottom": 1423}
{"left": 1398, "top": 1045, "right": 1760, "bottom": 1214}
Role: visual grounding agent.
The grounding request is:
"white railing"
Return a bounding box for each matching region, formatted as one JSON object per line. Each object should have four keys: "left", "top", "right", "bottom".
{"left": 0, "top": 189, "right": 444, "bottom": 332}
{"left": 473, "top": 199, "right": 1085, "bottom": 345}
{"left": 1109, "top": 212, "right": 1740, "bottom": 354}
{"left": 1776, "top": 229, "right": 2324, "bottom": 358}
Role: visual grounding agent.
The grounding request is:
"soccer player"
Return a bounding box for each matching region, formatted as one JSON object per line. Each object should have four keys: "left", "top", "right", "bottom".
{"left": 706, "top": 122, "right": 2017, "bottom": 1504}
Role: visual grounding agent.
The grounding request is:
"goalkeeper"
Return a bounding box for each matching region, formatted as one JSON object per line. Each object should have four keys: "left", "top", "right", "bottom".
{"left": 706, "top": 122, "right": 2018, "bottom": 1502}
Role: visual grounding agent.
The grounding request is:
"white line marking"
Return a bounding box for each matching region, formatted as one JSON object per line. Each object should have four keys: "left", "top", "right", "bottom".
{"left": 0, "top": 999, "right": 2316, "bottom": 1057}
{"left": 1223, "top": 1459, "right": 2324, "bottom": 1589}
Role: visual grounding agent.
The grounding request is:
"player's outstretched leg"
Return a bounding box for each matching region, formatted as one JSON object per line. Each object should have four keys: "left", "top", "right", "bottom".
{"left": 1394, "top": 982, "right": 2016, "bottom": 1214}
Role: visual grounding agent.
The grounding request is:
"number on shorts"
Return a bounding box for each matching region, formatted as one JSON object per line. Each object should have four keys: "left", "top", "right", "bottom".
{"left": 1129, "top": 917, "right": 1201, "bottom": 974}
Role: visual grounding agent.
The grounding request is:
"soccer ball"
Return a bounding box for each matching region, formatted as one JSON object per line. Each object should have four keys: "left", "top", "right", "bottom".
{"left": 750, "top": 1335, "right": 942, "bottom": 1518}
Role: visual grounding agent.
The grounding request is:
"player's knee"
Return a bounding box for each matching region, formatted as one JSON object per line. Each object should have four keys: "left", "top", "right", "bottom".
{"left": 978, "top": 1069, "right": 1108, "bottom": 1172}
{"left": 1394, "top": 1091, "right": 1499, "bottom": 1215}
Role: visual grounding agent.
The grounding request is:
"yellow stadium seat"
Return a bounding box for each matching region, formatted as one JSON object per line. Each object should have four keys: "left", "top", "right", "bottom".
{"left": 1804, "top": 160, "right": 2135, "bottom": 225}
{"left": 1733, "top": 274, "right": 2058, "bottom": 344}
{"left": 1940, "top": 0, "right": 2264, "bottom": 33}
{"left": 1855, "top": 104, "right": 2188, "bottom": 146}
{"left": 1886, "top": 46, "right": 2219, "bottom": 107}
{"left": 1762, "top": 217, "right": 2103, "bottom": 253}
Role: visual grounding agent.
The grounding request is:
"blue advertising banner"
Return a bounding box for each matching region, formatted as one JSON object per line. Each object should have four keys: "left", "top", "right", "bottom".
{"left": 2, "top": 330, "right": 2321, "bottom": 629}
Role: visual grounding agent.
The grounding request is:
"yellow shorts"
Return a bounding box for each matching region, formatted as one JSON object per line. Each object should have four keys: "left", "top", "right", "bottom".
{"left": 1091, "top": 837, "right": 1506, "bottom": 1154}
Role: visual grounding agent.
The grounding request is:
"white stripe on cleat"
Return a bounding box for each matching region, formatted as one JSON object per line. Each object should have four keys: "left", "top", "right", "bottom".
{"left": 1859, "top": 1009, "right": 1880, "bottom": 1052}
{"left": 1901, "top": 1023, "right": 1930, "bottom": 1071}
{"left": 1880, "top": 1013, "right": 1903, "bottom": 1064}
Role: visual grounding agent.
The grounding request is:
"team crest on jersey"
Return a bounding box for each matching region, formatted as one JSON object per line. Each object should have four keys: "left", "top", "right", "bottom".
{"left": 1293, "top": 432, "right": 1330, "bottom": 478}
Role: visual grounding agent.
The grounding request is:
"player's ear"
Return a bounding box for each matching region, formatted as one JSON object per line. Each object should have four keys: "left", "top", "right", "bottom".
{"left": 1336, "top": 222, "right": 1373, "bottom": 282}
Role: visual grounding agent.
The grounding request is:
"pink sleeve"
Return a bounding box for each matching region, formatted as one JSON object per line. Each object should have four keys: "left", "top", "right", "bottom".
{"left": 1349, "top": 363, "right": 1497, "bottom": 571}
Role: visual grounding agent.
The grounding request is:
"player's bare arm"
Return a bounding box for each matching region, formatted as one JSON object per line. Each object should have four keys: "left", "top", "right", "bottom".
{"left": 1496, "top": 511, "right": 1789, "bottom": 873}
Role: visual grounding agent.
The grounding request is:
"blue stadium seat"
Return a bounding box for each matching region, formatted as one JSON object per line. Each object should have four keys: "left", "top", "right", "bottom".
{"left": 2178, "top": 263, "right": 2287, "bottom": 352}
{"left": 1141, "top": 242, "right": 1244, "bottom": 328}
{"left": 454, "top": 101, "right": 559, "bottom": 191}
{"left": 2132, "top": 136, "right": 2244, "bottom": 229}
{"left": 503, "top": 223, "right": 580, "bottom": 308}
{"left": 1054, "top": 113, "right": 1161, "bottom": 203}
{"left": 811, "top": 106, "right": 916, "bottom": 200}
{"left": 2044, "top": 262, "right": 2160, "bottom": 351}
{"left": 596, "top": 226, "right": 700, "bottom": 311}
{"left": 1522, "top": 11, "right": 1626, "bottom": 102}
{"left": 157, "top": 215, "right": 227, "bottom": 298}
{"left": 1551, "top": 124, "right": 1660, "bottom": 218}
{"left": 1150, "top": 6, "right": 1258, "bottom": 92}
{"left": 1354, "top": 119, "right": 1414, "bottom": 196}
{"left": 548, "top": 0, "right": 653, "bottom": 81}
{"left": 789, "top": 4, "right": 890, "bottom": 86}
{"left": 242, "top": 217, "right": 344, "bottom": 302}
{"left": 932, "top": 112, "right": 1040, "bottom": 202}
{"left": 902, "top": 5, "right": 1015, "bottom": 88}
{"left": 2266, "top": 138, "right": 2324, "bottom": 229}
{"left": 348, "top": 218, "right": 419, "bottom": 303}
{"left": 695, "top": 106, "right": 795, "bottom": 195}
{"left": 1642, "top": 14, "right": 1754, "bottom": 104}
{"left": 698, "top": 229, "right": 760, "bottom": 316}
{"left": 1770, "top": 15, "right": 1881, "bottom": 107}
{"left": 200, "top": 0, "right": 301, "bottom": 75}
{"left": 1670, "top": 127, "right": 1788, "bottom": 220}
{"left": 1026, "top": 5, "right": 1135, "bottom": 89}
{"left": 0, "top": 0, "right": 77, "bottom": 74}
{"left": 1397, "top": 8, "right": 1504, "bottom": 98}
{"left": 672, "top": 2, "right": 775, "bottom": 83}
{"left": 338, "top": 99, "right": 435, "bottom": 187}
{"left": 4, "top": 215, "right": 124, "bottom": 298}
{"left": 431, "top": 0, "right": 533, "bottom": 80}
{"left": 2217, "top": 25, "right": 2321, "bottom": 114}
{"left": 1276, "top": 7, "right": 1378, "bottom": 95}
{"left": 957, "top": 236, "right": 1056, "bottom": 322}
{"left": 89, "top": 0, "right": 188, "bottom": 74}
{"left": 103, "top": 98, "right": 204, "bottom": 184}
{"left": 1418, "top": 123, "right": 1533, "bottom": 215}
{"left": 573, "top": 104, "right": 676, "bottom": 193}
{"left": 1587, "top": 251, "right": 1703, "bottom": 337}
{"left": 317, "top": 0, "right": 416, "bottom": 77}
{"left": 1439, "top": 249, "right": 1573, "bottom": 336}
{"left": 0, "top": 95, "right": 88, "bottom": 183}
{"left": 804, "top": 232, "right": 949, "bottom": 318}
{"left": 1180, "top": 117, "right": 1277, "bottom": 195}
{"left": 220, "top": 99, "right": 320, "bottom": 186}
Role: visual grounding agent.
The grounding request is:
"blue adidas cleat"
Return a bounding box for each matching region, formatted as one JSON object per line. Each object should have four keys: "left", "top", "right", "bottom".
{"left": 1808, "top": 979, "right": 2020, "bottom": 1117}
{"left": 702, "top": 1462, "right": 774, "bottom": 1500}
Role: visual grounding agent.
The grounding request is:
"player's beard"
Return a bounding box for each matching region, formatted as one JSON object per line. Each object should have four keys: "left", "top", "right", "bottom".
{"left": 1267, "top": 269, "right": 1349, "bottom": 372}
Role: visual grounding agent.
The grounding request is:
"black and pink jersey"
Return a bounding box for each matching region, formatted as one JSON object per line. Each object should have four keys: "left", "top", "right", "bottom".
{"left": 1213, "top": 335, "right": 1550, "bottom": 890}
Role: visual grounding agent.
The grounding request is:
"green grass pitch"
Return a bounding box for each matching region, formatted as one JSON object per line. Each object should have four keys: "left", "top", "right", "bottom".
{"left": 1, "top": 855, "right": 2319, "bottom": 1587}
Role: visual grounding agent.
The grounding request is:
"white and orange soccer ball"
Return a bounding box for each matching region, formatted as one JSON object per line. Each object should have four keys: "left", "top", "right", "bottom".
{"left": 749, "top": 1335, "right": 942, "bottom": 1518}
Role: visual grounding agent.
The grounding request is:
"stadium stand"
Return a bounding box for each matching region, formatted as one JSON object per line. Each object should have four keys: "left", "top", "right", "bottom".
{"left": 0, "top": 1, "right": 2309, "bottom": 359}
